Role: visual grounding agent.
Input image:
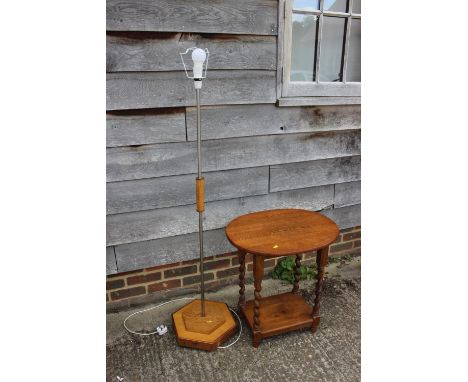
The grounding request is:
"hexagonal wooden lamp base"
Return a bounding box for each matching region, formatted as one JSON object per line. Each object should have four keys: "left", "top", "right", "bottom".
{"left": 172, "top": 299, "right": 237, "bottom": 351}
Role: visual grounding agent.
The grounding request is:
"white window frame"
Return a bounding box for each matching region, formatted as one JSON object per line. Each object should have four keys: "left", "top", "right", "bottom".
{"left": 278, "top": 0, "right": 361, "bottom": 104}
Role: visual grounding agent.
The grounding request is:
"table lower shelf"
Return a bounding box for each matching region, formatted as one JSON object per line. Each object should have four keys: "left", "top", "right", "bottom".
{"left": 240, "top": 292, "right": 318, "bottom": 338}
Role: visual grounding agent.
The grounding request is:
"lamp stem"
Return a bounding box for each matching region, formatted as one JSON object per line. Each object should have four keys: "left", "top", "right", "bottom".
{"left": 196, "top": 88, "right": 206, "bottom": 317}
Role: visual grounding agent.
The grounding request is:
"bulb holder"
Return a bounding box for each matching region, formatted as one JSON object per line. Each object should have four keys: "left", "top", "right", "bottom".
{"left": 194, "top": 79, "right": 202, "bottom": 89}
{"left": 180, "top": 47, "right": 210, "bottom": 80}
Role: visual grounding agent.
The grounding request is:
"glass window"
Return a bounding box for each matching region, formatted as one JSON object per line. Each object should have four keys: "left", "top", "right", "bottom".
{"left": 352, "top": 0, "right": 361, "bottom": 14}
{"left": 319, "top": 16, "right": 346, "bottom": 82}
{"left": 324, "top": 0, "right": 347, "bottom": 12}
{"left": 284, "top": 0, "right": 361, "bottom": 97}
{"left": 346, "top": 19, "right": 361, "bottom": 81}
{"left": 291, "top": 14, "right": 318, "bottom": 82}
{"left": 293, "top": 0, "right": 320, "bottom": 11}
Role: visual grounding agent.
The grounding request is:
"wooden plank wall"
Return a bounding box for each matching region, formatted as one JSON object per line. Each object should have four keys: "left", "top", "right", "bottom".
{"left": 106, "top": 0, "right": 361, "bottom": 274}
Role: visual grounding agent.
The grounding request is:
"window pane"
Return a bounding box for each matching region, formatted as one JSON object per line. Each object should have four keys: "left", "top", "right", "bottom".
{"left": 352, "top": 0, "right": 361, "bottom": 14}
{"left": 324, "top": 0, "right": 347, "bottom": 12}
{"left": 346, "top": 19, "right": 361, "bottom": 81}
{"left": 293, "top": 0, "right": 319, "bottom": 11}
{"left": 290, "top": 13, "right": 318, "bottom": 82}
{"left": 319, "top": 16, "right": 345, "bottom": 82}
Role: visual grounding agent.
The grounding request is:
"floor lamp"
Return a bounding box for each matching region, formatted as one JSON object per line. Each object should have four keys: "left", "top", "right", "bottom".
{"left": 172, "top": 47, "right": 236, "bottom": 351}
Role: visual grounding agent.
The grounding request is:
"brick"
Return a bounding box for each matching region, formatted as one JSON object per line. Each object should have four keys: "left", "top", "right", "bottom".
{"left": 203, "top": 255, "right": 217, "bottom": 262}
{"left": 216, "top": 251, "right": 237, "bottom": 258}
{"left": 183, "top": 273, "right": 215, "bottom": 286}
{"left": 217, "top": 267, "right": 239, "bottom": 278}
{"left": 145, "top": 263, "right": 173, "bottom": 272}
{"left": 204, "top": 259, "right": 230, "bottom": 271}
{"left": 302, "top": 259, "right": 314, "bottom": 266}
{"left": 180, "top": 258, "right": 200, "bottom": 265}
{"left": 274, "top": 256, "right": 286, "bottom": 264}
{"left": 340, "top": 227, "right": 354, "bottom": 234}
{"left": 107, "top": 269, "right": 143, "bottom": 278}
{"left": 148, "top": 279, "right": 181, "bottom": 293}
{"left": 303, "top": 252, "right": 316, "bottom": 259}
{"left": 343, "top": 232, "right": 361, "bottom": 241}
{"left": 164, "top": 265, "right": 197, "bottom": 278}
{"left": 231, "top": 253, "right": 253, "bottom": 266}
{"left": 264, "top": 259, "right": 275, "bottom": 268}
{"left": 110, "top": 286, "right": 146, "bottom": 301}
{"left": 106, "top": 279, "right": 125, "bottom": 290}
{"left": 205, "top": 278, "right": 232, "bottom": 292}
{"left": 330, "top": 242, "right": 353, "bottom": 254}
{"left": 127, "top": 272, "right": 162, "bottom": 286}
{"left": 333, "top": 234, "right": 342, "bottom": 244}
{"left": 353, "top": 240, "right": 361, "bottom": 248}
{"left": 106, "top": 293, "right": 109, "bottom": 302}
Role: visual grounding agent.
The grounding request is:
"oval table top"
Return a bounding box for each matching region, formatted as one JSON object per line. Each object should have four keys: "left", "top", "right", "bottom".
{"left": 225, "top": 209, "right": 339, "bottom": 257}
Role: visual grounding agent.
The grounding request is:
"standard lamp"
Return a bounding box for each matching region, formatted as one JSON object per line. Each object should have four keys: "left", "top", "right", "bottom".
{"left": 172, "top": 47, "right": 236, "bottom": 351}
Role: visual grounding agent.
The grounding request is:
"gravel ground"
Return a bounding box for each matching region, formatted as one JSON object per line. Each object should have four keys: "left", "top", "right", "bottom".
{"left": 107, "top": 256, "right": 361, "bottom": 382}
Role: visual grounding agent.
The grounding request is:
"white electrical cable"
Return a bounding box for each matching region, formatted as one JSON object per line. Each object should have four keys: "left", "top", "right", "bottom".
{"left": 217, "top": 308, "right": 242, "bottom": 349}
{"left": 123, "top": 297, "right": 194, "bottom": 336}
{"left": 123, "top": 297, "right": 243, "bottom": 349}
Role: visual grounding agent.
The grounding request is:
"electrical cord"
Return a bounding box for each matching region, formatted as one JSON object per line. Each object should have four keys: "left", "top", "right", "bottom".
{"left": 217, "top": 307, "right": 242, "bottom": 349}
{"left": 123, "top": 297, "right": 242, "bottom": 349}
{"left": 123, "top": 297, "right": 194, "bottom": 336}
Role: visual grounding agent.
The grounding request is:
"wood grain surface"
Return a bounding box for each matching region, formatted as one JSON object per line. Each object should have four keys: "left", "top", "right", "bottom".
{"left": 106, "top": 246, "right": 117, "bottom": 274}
{"left": 270, "top": 156, "right": 361, "bottom": 192}
{"left": 104, "top": 0, "right": 361, "bottom": 274}
{"left": 241, "top": 292, "right": 315, "bottom": 336}
{"left": 107, "top": 185, "right": 334, "bottom": 246}
{"left": 107, "top": 33, "right": 276, "bottom": 72}
{"left": 334, "top": 181, "right": 361, "bottom": 208}
{"left": 113, "top": 228, "right": 235, "bottom": 273}
{"left": 106, "top": 130, "right": 361, "bottom": 182}
{"left": 106, "top": 108, "right": 186, "bottom": 147}
{"left": 106, "top": 70, "right": 276, "bottom": 110}
{"left": 322, "top": 204, "right": 361, "bottom": 229}
{"left": 186, "top": 104, "right": 360, "bottom": 141}
{"left": 172, "top": 300, "right": 237, "bottom": 351}
{"left": 107, "top": 0, "right": 278, "bottom": 35}
{"left": 108, "top": 203, "right": 359, "bottom": 274}
{"left": 107, "top": 167, "right": 269, "bottom": 214}
{"left": 226, "top": 209, "right": 339, "bottom": 256}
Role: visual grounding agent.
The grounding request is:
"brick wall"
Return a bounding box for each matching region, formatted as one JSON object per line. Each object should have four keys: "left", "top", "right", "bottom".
{"left": 106, "top": 226, "right": 361, "bottom": 309}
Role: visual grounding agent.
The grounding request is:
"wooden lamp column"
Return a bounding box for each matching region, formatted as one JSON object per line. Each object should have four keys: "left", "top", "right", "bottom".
{"left": 172, "top": 48, "right": 236, "bottom": 351}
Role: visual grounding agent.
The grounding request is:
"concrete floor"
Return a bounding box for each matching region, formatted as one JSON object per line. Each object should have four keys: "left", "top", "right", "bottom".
{"left": 107, "top": 256, "right": 361, "bottom": 382}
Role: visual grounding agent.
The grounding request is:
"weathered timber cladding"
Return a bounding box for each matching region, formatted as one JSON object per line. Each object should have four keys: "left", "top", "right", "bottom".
{"left": 106, "top": 185, "right": 334, "bottom": 246}
{"left": 186, "top": 104, "right": 360, "bottom": 140}
{"left": 106, "top": 130, "right": 361, "bottom": 182}
{"left": 106, "top": 246, "right": 117, "bottom": 274}
{"left": 106, "top": 108, "right": 186, "bottom": 147}
{"left": 105, "top": 0, "right": 361, "bottom": 275}
{"left": 107, "top": 167, "right": 269, "bottom": 214}
{"left": 106, "top": 0, "right": 278, "bottom": 35}
{"left": 270, "top": 156, "right": 361, "bottom": 192}
{"left": 277, "top": 96, "right": 361, "bottom": 106}
{"left": 335, "top": 181, "right": 361, "bottom": 208}
{"left": 107, "top": 33, "right": 276, "bottom": 72}
{"left": 322, "top": 204, "right": 361, "bottom": 230}
{"left": 106, "top": 70, "right": 276, "bottom": 110}
{"left": 111, "top": 203, "right": 360, "bottom": 273}
{"left": 114, "top": 228, "right": 234, "bottom": 272}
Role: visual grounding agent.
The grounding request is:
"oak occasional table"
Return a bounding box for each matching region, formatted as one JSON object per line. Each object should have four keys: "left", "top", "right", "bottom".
{"left": 225, "top": 208, "right": 339, "bottom": 348}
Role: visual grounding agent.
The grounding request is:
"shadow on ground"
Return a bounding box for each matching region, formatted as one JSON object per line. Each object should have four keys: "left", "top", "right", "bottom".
{"left": 107, "top": 256, "right": 361, "bottom": 382}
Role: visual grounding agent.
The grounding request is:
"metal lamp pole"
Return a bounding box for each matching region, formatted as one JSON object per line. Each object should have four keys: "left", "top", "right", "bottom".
{"left": 181, "top": 47, "right": 209, "bottom": 317}
{"left": 196, "top": 86, "right": 205, "bottom": 317}
{"left": 173, "top": 51, "right": 237, "bottom": 349}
